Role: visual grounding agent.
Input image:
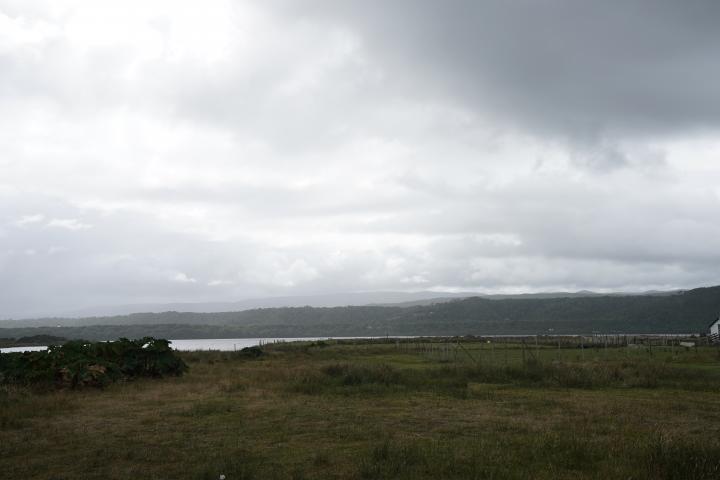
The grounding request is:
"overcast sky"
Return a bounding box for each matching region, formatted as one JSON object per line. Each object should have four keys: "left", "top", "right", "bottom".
{"left": 2, "top": 0, "right": 720, "bottom": 318}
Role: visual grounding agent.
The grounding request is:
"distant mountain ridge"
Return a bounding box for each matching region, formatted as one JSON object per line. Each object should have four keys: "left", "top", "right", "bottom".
{"left": 0, "top": 286, "right": 715, "bottom": 340}
{"left": 24, "top": 291, "right": 476, "bottom": 320}
{"left": 6, "top": 288, "right": 685, "bottom": 321}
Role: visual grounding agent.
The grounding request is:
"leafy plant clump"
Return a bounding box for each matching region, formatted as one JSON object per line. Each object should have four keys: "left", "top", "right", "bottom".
{"left": 0, "top": 337, "right": 188, "bottom": 388}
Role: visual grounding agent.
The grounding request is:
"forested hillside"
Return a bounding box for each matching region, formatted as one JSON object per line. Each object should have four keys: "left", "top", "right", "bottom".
{"left": 1, "top": 286, "right": 718, "bottom": 341}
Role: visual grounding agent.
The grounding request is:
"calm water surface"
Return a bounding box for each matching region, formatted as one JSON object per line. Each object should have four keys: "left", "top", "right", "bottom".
{"left": 0, "top": 337, "right": 383, "bottom": 353}
{"left": 0, "top": 345, "right": 49, "bottom": 353}
{"left": 168, "top": 337, "right": 371, "bottom": 351}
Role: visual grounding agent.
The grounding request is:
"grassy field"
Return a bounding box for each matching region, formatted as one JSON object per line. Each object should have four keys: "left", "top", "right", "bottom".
{"left": 2, "top": 338, "right": 720, "bottom": 479}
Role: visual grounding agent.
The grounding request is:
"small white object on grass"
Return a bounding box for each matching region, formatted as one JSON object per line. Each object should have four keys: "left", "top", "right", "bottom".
{"left": 219, "top": 475, "right": 226, "bottom": 480}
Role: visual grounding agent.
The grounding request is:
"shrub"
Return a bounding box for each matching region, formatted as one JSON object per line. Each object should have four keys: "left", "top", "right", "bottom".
{"left": 0, "top": 337, "right": 188, "bottom": 388}
{"left": 237, "top": 345, "right": 264, "bottom": 358}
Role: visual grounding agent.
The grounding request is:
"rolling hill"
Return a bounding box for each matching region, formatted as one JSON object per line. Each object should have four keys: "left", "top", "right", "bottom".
{"left": 0, "top": 286, "right": 717, "bottom": 341}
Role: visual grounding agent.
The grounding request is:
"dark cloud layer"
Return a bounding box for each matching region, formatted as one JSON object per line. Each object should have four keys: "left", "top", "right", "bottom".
{"left": 293, "top": 0, "right": 720, "bottom": 141}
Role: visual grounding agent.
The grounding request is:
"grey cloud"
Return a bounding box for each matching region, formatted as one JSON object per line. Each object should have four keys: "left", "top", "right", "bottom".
{"left": 2, "top": 184, "right": 719, "bottom": 319}
{"left": 342, "top": 171, "right": 720, "bottom": 265}
{"left": 1, "top": 2, "right": 719, "bottom": 317}
{"left": 276, "top": 0, "right": 720, "bottom": 167}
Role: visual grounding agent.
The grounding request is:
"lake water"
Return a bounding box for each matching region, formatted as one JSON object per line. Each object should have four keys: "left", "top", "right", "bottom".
{"left": 0, "top": 345, "right": 50, "bottom": 353}
{"left": 0, "top": 337, "right": 383, "bottom": 353}
{"left": 168, "top": 337, "right": 369, "bottom": 351}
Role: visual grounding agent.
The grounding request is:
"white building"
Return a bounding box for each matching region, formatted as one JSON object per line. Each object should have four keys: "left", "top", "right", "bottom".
{"left": 709, "top": 315, "right": 720, "bottom": 343}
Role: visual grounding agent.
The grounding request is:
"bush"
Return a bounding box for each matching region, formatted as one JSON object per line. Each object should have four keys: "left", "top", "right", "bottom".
{"left": 0, "top": 337, "right": 188, "bottom": 388}
{"left": 237, "top": 345, "right": 264, "bottom": 358}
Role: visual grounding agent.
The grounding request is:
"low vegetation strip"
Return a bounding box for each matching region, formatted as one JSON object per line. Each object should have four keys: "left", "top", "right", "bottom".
{"left": 0, "top": 337, "right": 188, "bottom": 388}
{"left": 290, "top": 357, "right": 720, "bottom": 398}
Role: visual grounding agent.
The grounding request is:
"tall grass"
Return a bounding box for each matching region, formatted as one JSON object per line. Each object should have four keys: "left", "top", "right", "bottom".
{"left": 356, "top": 433, "right": 720, "bottom": 480}
{"left": 640, "top": 434, "right": 720, "bottom": 480}
{"left": 291, "top": 358, "right": 719, "bottom": 398}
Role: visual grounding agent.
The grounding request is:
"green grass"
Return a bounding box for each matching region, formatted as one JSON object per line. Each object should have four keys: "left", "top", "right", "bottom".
{"left": 2, "top": 339, "right": 720, "bottom": 479}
